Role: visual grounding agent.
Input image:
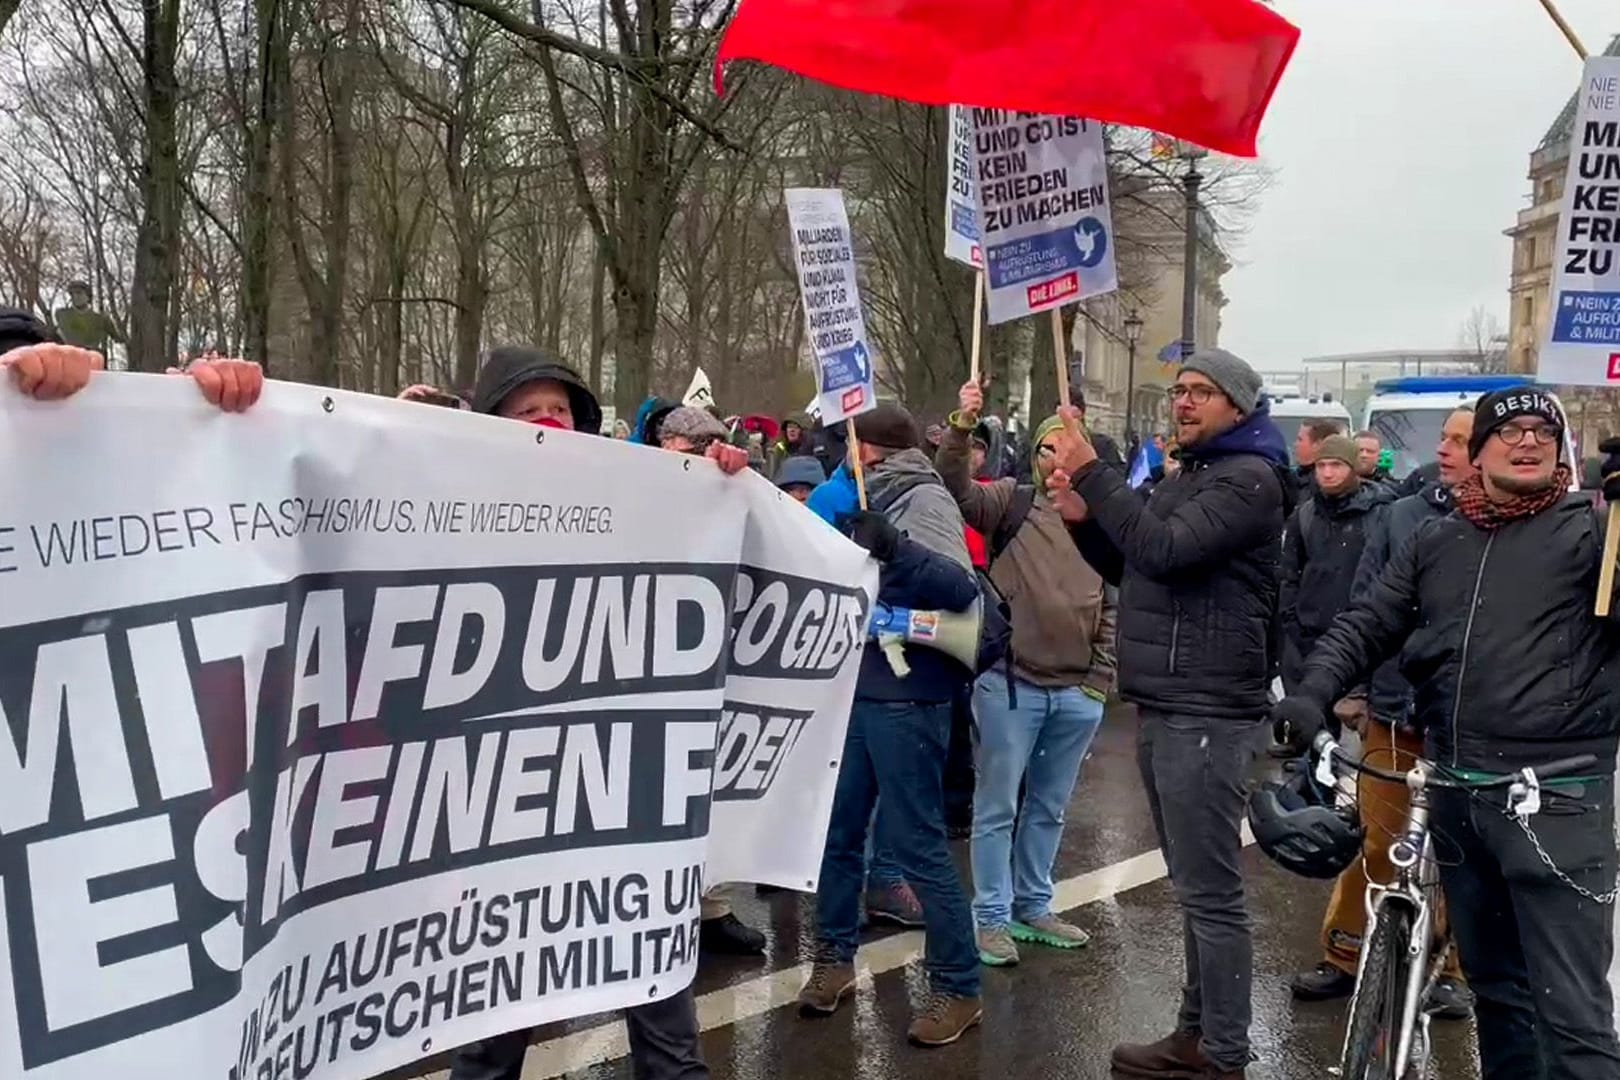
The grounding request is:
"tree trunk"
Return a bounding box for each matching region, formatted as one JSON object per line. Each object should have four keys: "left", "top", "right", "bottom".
{"left": 239, "top": 0, "right": 283, "bottom": 372}
{"left": 588, "top": 241, "right": 606, "bottom": 395}
{"left": 128, "top": 0, "right": 183, "bottom": 372}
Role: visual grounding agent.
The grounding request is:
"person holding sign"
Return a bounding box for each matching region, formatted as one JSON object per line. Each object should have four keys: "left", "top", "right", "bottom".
{"left": 797, "top": 403, "right": 984, "bottom": 1048}
{"left": 939, "top": 380, "right": 1117, "bottom": 968}
{"left": 1055, "top": 349, "right": 1289, "bottom": 1080}
{"left": 1272, "top": 389, "right": 1620, "bottom": 1080}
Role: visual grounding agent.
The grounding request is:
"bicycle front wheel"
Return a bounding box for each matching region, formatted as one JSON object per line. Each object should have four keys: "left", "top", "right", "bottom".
{"left": 1340, "top": 903, "right": 1413, "bottom": 1080}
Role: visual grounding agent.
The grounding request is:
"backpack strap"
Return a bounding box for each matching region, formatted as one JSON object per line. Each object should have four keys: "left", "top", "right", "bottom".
{"left": 988, "top": 484, "right": 1037, "bottom": 567}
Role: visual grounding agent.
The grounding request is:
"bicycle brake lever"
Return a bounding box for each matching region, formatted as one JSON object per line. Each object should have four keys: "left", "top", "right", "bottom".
{"left": 1508, "top": 768, "right": 1542, "bottom": 818}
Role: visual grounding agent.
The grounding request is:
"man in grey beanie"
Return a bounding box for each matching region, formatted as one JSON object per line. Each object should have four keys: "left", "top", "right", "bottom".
{"left": 1051, "top": 348, "right": 1291, "bottom": 1080}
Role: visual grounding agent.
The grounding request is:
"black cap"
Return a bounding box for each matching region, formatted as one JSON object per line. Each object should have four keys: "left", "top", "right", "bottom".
{"left": 851, "top": 402, "right": 921, "bottom": 451}
{"left": 1469, "top": 386, "right": 1564, "bottom": 461}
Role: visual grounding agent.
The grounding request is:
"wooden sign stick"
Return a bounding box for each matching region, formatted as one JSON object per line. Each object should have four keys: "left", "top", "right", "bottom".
{"left": 1051, "top": 306, "right": 1071, "bottom": 411}
{"left": 846, "top": 418, "right": 869, "bottom": 510}
{"left": 969, "top": 270, "right": 985, "bottom": 383}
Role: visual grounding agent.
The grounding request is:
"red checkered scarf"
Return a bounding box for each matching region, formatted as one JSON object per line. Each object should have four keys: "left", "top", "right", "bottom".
{"left": 1452, "top": 467, "right": 1570, "bottom": 531}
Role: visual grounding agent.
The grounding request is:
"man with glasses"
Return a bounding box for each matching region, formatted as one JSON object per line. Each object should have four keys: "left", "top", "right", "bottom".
{"left": 1054, "top": 349, "right": 1290, "bottom": 1080}
{"left": 1273, "top": 387, "right": 1620, "bottom": 1080}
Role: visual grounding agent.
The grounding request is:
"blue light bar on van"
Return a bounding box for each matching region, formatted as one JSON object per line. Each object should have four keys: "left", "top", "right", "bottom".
{"left": 1371, "top": 375, "right": 1531, "bottom": 395}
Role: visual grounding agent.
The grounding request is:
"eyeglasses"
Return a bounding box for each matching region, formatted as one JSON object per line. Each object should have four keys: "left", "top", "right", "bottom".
{"left": 1492, "top": 423, "right": 1561, "bottom": 448}
{"left": 1166, "top": 384, "right": 1220, "bottom": 405}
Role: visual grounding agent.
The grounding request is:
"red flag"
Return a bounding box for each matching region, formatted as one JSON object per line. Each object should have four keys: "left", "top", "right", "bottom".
{"left": 714, "top": 0, "right": 1299, "bottom": 158}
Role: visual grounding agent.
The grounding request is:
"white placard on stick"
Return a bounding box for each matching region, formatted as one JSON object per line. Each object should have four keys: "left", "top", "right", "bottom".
{"left": 945, "top": 104, "right": 982, "bottom": 268}
{"left": 1542, "top": 56, "right": 1620, "bottom": 386}
{"left": 971, "top": 110, "right": 1118, "bottom": 325}
{"left": 785, "top": 188, "right": 877, "bottom": 424}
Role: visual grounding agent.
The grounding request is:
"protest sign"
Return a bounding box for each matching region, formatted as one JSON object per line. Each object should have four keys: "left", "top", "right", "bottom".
{"left": 682, "top": 367, "right": 715, "bottom": 408}
{"left": 1543, "top": 56, "right": 1620, "bottom": 386}
{"left": 944, "top": 105, "right": 982, "bottom": 268}
{"left": 785, "top": 188, "right": 876, "bottom": 424}
{"left": 0, "top": 376, "right": 875, "bottom": 1080}
{"left": 971, "top": 110, "right": 1118, "bottom": 325}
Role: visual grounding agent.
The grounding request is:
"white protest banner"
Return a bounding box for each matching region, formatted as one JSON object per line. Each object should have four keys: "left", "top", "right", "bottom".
{"left": 0, "top": 376, "right": 875, "bottom": 1080}
{"left": 785, "top": 188, "right": 876, "bottom": 424}
{"left": 681, "top": 367, "right": 714, "bottom": 408}
{"left": 1543, "top": 56, "right": 1620, "bottom": 386}
{"left": 944, "top": 105, "right": 982, "bottom": 268}
{"left": 971, "top": 110, "right": 1118, "bottom": 325}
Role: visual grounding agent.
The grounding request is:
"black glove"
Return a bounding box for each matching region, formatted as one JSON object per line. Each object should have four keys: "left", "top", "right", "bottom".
{"left": 1270, "top": 694, "right": 1329, "bottom": 752}
{"left": 1600, "top": 437, "right": 1620, "bottom": 504}
{"left": 843, "top": 510, "right": 900, "bottom": 562}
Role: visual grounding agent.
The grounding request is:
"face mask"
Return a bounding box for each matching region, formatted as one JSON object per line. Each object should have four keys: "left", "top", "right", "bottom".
{"left": 530, "top": 417, "right": 566, "bottom": 430}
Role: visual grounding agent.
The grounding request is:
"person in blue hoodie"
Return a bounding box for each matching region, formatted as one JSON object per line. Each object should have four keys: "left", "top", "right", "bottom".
{"left": 1055, "top": 348, "right": 1289, "bottom": 1080}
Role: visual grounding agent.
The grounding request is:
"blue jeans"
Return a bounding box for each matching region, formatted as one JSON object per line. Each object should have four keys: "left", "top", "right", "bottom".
{"left": 866, "top": 805, "right": 905, "bottom": 888}
{"left": 969, "top": 670, "right": 1104, "bottom": 927}
{"left": 816, "top": 699, "right": 979, "bottom": 997}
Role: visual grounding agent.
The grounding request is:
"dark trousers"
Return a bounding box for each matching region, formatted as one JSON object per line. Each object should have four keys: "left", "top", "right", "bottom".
{"left": 1435, "top": 779, "right": 1620, "bottom": 1080}
{"left": 1137, "top": 710, "right": 1259, "bottom": 1072}
{"left": 447, "top": 989, "right": 709, "bottom": 1080}
{"left": 816, "top": 698, "right": 980, "bottom": 997}
{"left": 944, "top": 686, "right": 976, "bottom": 829}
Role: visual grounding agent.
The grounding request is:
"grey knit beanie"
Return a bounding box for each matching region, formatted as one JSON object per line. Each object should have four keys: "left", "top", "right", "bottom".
{"left": 1179, "top": 347, "right": 1263, "bottom": 414}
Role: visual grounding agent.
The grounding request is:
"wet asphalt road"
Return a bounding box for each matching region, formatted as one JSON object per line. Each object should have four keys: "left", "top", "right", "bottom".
{"left": 402, "top": 703, "right": 1485, "bottom": 1080}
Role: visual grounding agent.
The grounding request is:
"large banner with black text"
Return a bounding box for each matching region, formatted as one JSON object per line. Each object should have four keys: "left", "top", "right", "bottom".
{"left": 0, "top": 375, "right": 875, "bottom": 1080}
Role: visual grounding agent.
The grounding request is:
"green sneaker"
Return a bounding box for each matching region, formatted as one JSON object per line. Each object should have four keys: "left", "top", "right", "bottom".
{"left": 1010, "top": 914, "right": 1091, "bottom": 949}
{"left": 976, "top": 925, "right": 1020, "bottom": 966}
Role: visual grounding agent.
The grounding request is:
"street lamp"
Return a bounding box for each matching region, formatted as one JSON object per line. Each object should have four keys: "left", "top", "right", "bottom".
{"left": 1179, "top": 145, "right": 1209, "bottom": 361}
{"left": 1123, "top": 309, "right": 1144, "bottom": 449}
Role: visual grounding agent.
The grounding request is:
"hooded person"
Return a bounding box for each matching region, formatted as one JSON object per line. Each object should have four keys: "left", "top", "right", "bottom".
{"left": 938, "top": 382, "right": 1118, "bottom": 968}
{"left": 1055, "top": 347, "right": 1289, "bottom": 1080}
{"left": 776, "top": 455, "right": 826, "bottom": 502}
{"left": 629, "top": 395, "right": 679, "bottom": 445}
{"left": 774, "top": 412, "right": 814, "bottom": 461}
{"left": 453, "top": 346, "right": 719, "bottom": 1080}
{"left": 1272, "top": 387, "right": 1620, "bottom": 1080}
{"left": 797, "top": 402, "right": 986, "bottom": 1048}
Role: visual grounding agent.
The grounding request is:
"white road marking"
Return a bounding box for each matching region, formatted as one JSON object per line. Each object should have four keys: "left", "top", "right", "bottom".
{"left": 417, "top": 836, "right": 1270, "bottom": 1080}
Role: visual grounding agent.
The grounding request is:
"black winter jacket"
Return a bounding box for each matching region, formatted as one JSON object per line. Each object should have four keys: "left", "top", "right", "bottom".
{"left": 1347, "top": 481, "right": 1452, "bottom": 727}
{"left": 1295, "top": 496, "right": 1620, "bottom": 771}
{"left": 1279, "top": 483, "right": 1392, "bottom": 687}
{"left": 1071, "top": 406, "right": 1291, "bottom": 720}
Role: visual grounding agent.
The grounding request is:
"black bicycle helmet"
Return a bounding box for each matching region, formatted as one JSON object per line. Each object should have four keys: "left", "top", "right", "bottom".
{"left": 1248, "top": 764, "right": 1364, "bottom": 880}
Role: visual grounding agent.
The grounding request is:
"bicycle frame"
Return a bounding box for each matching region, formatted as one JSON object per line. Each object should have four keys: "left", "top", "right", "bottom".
{"left": 1338, "top": 761, "right": 1440, "bottom": 1078}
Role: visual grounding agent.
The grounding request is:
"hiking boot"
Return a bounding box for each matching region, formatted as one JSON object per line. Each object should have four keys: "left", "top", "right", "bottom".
{"left": 865, "top": 883, "right": 925, "bottom": 927}
{"left": 1424, "top": 975, "right": 1475, "bottom": 1021}
{"left": 1110, "top": 1030, "right": 1209, "bottom": 1078}
{"left": 797, "top": 962, "right": 856, "bottom": 1016}
{"left": 976, "top": 925, "right": 1020, "bottom": 967}
{"left": 1290, "top": 961, "right": 1355, "bottom": 1001}
{"left": 700, "top": 913, "right": 766, "bottom": 957}
{"left": 906, "top": 992, "right": 983, "bottom": 1047}
{"left": 1010, "top": 914, "right": 1091, "bottom": 949}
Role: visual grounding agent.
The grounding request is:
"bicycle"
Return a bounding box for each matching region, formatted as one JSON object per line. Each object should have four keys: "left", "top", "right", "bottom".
{"left": 1310, "top": 731, "right": 1596, "bottom": 1080}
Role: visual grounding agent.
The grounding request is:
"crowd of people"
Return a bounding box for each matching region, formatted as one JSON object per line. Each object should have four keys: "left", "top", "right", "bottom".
{"left": 7, "top": 301, "right": 1620, "bottom": 1080}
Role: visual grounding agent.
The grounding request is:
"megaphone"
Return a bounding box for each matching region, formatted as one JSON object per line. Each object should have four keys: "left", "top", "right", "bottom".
{"left": 869, "top": 604, "right": 981, "bottom": 676}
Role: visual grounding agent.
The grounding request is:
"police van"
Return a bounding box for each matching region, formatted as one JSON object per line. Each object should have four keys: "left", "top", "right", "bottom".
{"left": 1363, "top": 375, "right": 1580, "bottom": 483}
{"left": 1267, "top": 392, "right": 1354, "bottom": 466}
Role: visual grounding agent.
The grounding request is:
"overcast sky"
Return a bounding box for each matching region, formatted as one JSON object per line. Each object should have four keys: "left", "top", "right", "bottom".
{"left": 1221, "top": 0, "right": 1614, "bottom": 370}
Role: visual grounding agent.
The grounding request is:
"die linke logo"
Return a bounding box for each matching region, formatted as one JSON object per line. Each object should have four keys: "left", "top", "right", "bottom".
{"left": 1608, "top": 353, "right": 1620, "bottom": 381}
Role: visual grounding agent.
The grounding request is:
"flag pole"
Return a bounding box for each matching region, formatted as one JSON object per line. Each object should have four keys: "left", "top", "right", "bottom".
{"left": 1051, "top": 307, "right": 1071, "bottom": 411}
{"left": 969, "top": 270, "right": 986, "bottom": 383}
{"left": 846, "top": 418, "right": 869, "bottom": 510}
{"left": 1535, "top": 0, "right": 1589, "bottom": 58}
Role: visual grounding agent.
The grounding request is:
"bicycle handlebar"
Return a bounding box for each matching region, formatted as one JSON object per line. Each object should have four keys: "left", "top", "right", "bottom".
{"left": 1310, "top": 732, "right": 1597, "bottom": 791}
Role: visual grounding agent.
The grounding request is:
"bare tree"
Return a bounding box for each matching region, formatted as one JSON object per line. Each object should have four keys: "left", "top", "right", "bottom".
{"left": 1458, "top": 305, "right": 1510, "bottom": 374}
